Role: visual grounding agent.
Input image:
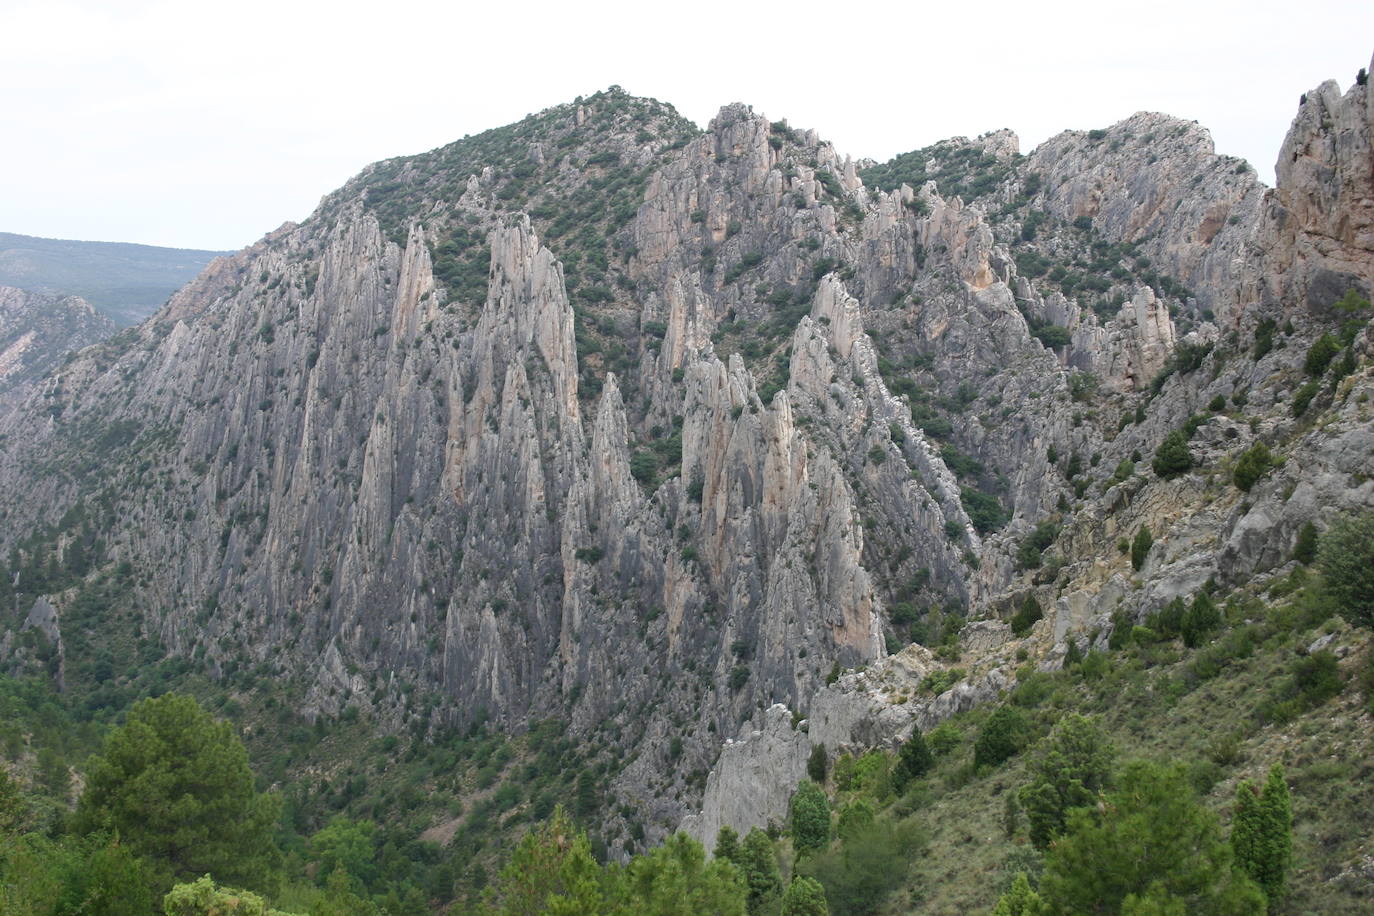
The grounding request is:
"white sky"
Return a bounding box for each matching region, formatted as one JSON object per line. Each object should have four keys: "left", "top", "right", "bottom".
{"left": 2, "top": 0, "right": 1371, "bottom": 251}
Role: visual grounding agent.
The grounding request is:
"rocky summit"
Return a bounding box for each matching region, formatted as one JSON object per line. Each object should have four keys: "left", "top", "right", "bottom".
{"left": 2, "top": 56, "right": 1374, "bottom": 914}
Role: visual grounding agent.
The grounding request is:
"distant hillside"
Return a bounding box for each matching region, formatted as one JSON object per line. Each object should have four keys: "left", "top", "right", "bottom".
{"left": 0, "top": 231, "right": 229, "bottom": 326}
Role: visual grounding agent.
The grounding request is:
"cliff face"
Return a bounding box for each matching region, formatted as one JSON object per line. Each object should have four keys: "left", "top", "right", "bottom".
{"left": 1, "top": 63, "right": 1372, "bottom": 849}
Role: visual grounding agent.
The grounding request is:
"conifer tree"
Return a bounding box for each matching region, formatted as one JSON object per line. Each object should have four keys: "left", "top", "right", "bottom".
{"left": 992, "top": 872, "right": 1042, "bottom": 916}
{"left": 790, "top": 781, "right": 832, "bottom": 854}
{"left": 1131, "top": 526, "right": 1154, "bottom": 571}
{"left": 1232, "top": 765, "right": 1292, "bottom": 903}
{"left": 73, "top": 693, "right": 280, "bottom": 894}
{"left": 1019, "top": 714, "right": 1114, "bottom": 849}
{"left": 781, "top": 876, "right": 829, "bottom": 916}
{"left": 892, "top": 730, "right": 934, "bottom": 792}
{"left": 738, "top": 828, "right": 783, "bottom": 914}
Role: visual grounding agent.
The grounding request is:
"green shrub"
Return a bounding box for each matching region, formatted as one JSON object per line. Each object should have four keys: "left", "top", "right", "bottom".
{"left": 1010, "top": 595, "right": 1043, "bottom": 637}
{"left": 1292, "top": 521, "right": 1319, "bottom": 565}
{"left": 1233, "top": 441, "right": 1278, "bottom": 491}
{"left": 1291, "top": 379, "right": 1321, "bottom": 416}
{"left": 728, "top": 666, "right": 751, "bottom": 691}
{"left": 1151, "top": 430, "right": 1193, "bottom": 478}
{"left": 1317, "top": 512, "right": 1374, "bottom": 629}
{"left": 960, "top": 487, "right": 1008, "bottom": 534}
{"left": 1016, "top": 521, "right": 1059, "bottom": 571}
{"left": 925, "top": 723, "right": 962, "bottom": 757}
{"left": 1253, "top": 317, "right": 1277, "bottom": 359}
{"left": 1303, "top": 333, "right": 1341, "bottom": 377}
{"left": 1033, "top": 325, "right": 1072, "bottom": 349}
{"left": 974, "top": 707, "right": 1032, "bottom": 769}
{"left": 797, "top": 815, "right": 923, "bottom": 916}
{"left": 1130, "top": 526, "right": 1153, "bottom": 572}
{"left": 630, "top": 450, "right": 658, "bottom": 485}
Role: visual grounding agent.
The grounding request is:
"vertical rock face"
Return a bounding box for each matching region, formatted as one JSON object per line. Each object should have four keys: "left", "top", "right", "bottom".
{"left": 1245, "top": 60, "right": 1374, "bottom": 313}
{"left": 1070, "top": 286, "right": 1178, "bottom": 392}
{"left": 1025, "top": 111, "right": 1266, "bottom": 324}
{"left": 2, "top": 65, "right": 1373, "bottom": 848}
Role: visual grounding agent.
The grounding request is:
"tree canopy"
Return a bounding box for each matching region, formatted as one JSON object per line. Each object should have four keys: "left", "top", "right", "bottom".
{"left": 1036, "top": 760, "right": 1264, "bottom": 914}
{"left": 1019, "top": 714, "right": 1114, "bottom": 849}
{"left": 1318, "top": 512, "right": 1374, "bottom": 629}
{"left": 72, "top": 693, "right": 280, "bottom": 894}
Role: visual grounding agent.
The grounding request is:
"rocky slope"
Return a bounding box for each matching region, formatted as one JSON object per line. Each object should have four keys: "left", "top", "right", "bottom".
{"left": 1, "top": 56, "right": 1372, "bottom": 855}
{"left": 0, "top": 285, "right": 115, "bottom": 423}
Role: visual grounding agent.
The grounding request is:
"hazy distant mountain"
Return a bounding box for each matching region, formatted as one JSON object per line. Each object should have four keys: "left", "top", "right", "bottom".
{"left": 0, "top": 231, "right": 229, "bottom": 326}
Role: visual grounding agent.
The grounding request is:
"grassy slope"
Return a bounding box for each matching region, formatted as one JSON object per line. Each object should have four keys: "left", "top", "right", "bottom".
{"left": 849, "top": 577, "right": 1374, "bottom": 915}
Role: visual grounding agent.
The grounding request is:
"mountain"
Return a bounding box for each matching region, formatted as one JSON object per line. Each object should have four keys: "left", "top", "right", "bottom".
{"left": 0, "top": 232, "right": 229, "bottom": 326}
{"left": 1, "top": 57, "right": 1372, "bottom": 911}
{"left": 0, "top": 285, "right": 115, "bottom": 423}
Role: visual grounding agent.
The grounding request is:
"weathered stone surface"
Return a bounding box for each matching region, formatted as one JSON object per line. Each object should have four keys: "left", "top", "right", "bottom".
{"left": 0, "top": 286, "right": 114, "bottom": 422}
{"left": 2, "top": 66, "right": 1373, "bottom": 853}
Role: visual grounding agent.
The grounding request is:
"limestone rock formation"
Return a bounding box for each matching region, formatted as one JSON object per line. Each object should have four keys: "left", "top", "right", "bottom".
{"left": 1, "top": 63, "right": 1372, "bottom": 853}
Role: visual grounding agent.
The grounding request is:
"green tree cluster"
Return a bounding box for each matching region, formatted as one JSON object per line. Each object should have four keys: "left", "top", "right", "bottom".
{"left": 790, "top": 781, "right": 832, "bottom": 855}
{"left": 1317, "top": 511, "right": 1374, "bottom": 629}
{"left": 486, "top": 809, "right": 748, "bottom": 916}
{"left": 1035, "top": 761, "right": 1265, "bottom": 914}
{"left": 974, "top": 707, "right": 1031, "bottom": 769}
{"left": 1018, "top": 714, "right": 1114, "bottom": 849}
{"left": 1231, "top": 765, "right": 1292, "bottom": 903}
{"left": 73, "top": 693, "right": 281, "bottom": 894}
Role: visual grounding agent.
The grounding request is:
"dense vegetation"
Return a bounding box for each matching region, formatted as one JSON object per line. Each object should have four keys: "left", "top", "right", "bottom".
{"left": 4, "top": 510, "right": 1370, "bottom": 913}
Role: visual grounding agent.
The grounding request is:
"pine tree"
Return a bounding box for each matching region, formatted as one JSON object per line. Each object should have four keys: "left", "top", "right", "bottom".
{"left": 1292, "top": 521, "right": 1319, "bottom": 565}
{"left": 1019, "top": 714, "right": 1114, "bottom": 849}
{"left": 714, "top": 825, "right": 741, "bottom": 863}
{"left": 73, "top": 693, "right": 280, "bottom": 894}
{"left": 1232, "top": 765, "right": 1292, "bottom": 903}
{"left": 974, "top": 706, "right": 1031, "bottom": 768}
{"left": 1317, "top": 512, "right": 1374, "bottom": 629}
{"left": 1131, "top": 526, "right": 1154, "bottom": 571}
{"left": 992, "top": 872, "right": 1042, "bottom": 916}
{"left": 781, "top": 876, "right": 829, "bottom": 916}
{"left": 738, "top": 827, "right": 782, "bottom": 915}
{"left": 892, "top": 730, "right": 933, "bottom": 792}
{"left": 1037, "top": 761, "right": 1259, "bottom": 913}
{"left": 1181, "top": 591, "right": 1222, "bottom": 648}
{"left": 790, "top": 781, "right": 831, "bottom": 855}
{"left": 807, "top": 743, "right": 828, "bottom": 784}
{"left": 484, "top": 806, "right": 604, "bottom": 915}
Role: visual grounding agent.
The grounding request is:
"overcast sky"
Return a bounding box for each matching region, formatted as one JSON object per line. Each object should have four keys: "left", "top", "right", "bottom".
{"left": 2, "top": 0, "right": 1371, "bottom": 251}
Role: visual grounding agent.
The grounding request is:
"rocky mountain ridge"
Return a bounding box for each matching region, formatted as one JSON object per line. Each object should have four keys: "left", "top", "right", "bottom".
{"left": 1, "top": 58, "right": 1371, "bottom": 856}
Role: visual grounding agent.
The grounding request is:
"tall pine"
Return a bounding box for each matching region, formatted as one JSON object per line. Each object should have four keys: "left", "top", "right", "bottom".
{"left": 1232, "top": 764, "right": 1292, "bottom": 904}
